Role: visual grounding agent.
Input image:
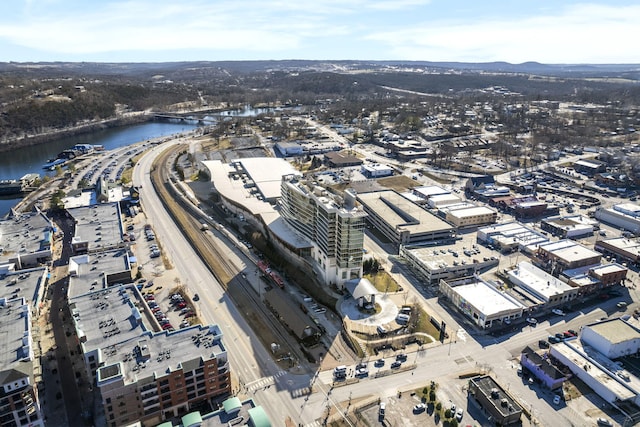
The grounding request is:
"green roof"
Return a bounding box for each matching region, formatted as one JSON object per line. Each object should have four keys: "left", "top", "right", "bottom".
{"left": 222, "top": 396, "right": 242, "bottom": 413}
{"left": 248, "top": 406, "right": 271, "bottom": 427}
{"left": 181, "top": 411, "right": 203, "bottom": 427}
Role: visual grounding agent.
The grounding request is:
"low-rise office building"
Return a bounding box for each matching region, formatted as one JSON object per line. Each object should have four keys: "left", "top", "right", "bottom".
{"left": 477, "top": 222, "right": 549, "bottom": 254}
{"left": 439, "top": 276, "right": 525, "bottom": 329}
{"left": 360, "top": 163, "right": 393, "bottom": 178}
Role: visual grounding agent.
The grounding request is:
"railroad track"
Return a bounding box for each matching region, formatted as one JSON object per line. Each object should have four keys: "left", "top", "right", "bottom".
{"left": 149, "top": 144, "right": 309, "bottom": 369}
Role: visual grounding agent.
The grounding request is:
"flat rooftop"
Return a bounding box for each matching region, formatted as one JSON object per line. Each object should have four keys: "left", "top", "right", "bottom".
{"left": 0, "top": 211, "right": 53, "bottom": 262}
{"left": 543, "top": 241, "right": 601, "bottom": 263}
{"left": 0, "top": 266, "right": 47, "bottom": 308}
{"left": 405, "top": 242, "right": 497, "bottom": 272}
{"left": 552, "top": 340, "right": 636, "bottom": 401}
{"left": 479, "top": 222, "right": 548, "bottom": 247}
{"left": 452, "top": 279, "right": 524, "bottom": 316}
{"left": 470, "top": 375, "right": 522, "bottom": 417}
{"left": 357, "top": 190, "right": 454, "bottom": 235}
{"left": 70, "top": 285, "right": 148, "bottom": 354}
{"left": 68, "top": 250, "right": 131, "bottom": 299}
{"left": 200, "top": 399, "right": 263, "bottom": 427}
{"left": 98, "top": 323, "right": 227, "bottom": 386}
{"left": 445, "top": 205, "right": 495, "bottom": 218}
{"left": 235, "top": 157, "right": 301, "bottom": 201}
{"left": 412, "top": 185, "right": 451, "bottom": 198}
{"left": 202, "top": 160, "right": 280, "bottom": 216}
{"left": 0, "top": 297, "right": 34, "bottom": 372}
{"left": 586, "top": 318, "right": 640, "bottom": 345}
{"left": 597, "top": 237, "right": 640, "bottom": 256}
{"left": 69, "top": 203, "right": 124, "bottom": 252}
{"left": 508, "top": 261, "right": 574, "bottom": 300}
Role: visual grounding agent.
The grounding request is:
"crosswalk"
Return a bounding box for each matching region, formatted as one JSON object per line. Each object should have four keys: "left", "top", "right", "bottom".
{"left": 245, "top": 370, "right": 287, "bottom": 392}
{"left": 290, "top": 386, "right": 311, "bottom": 398}
{"left": 303, "top": 420, "right": 322, "bottom": 427}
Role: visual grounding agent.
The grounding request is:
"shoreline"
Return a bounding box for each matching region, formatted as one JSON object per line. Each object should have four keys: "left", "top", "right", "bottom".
{"left": 0, "top": 113, "right": 150, "bottom": 153}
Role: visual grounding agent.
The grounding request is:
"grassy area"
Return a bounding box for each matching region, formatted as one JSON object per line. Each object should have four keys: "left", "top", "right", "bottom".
{"left": 199, "top": 136, "right": 234, "bottom": 150}
{"left": 377, "top": 175, "right": 419, "bottom": 192}
{"left": 415, "top": 307, "right": 441, "bottom": 337}
{"left": 364, "top": 271, "right": 401, "bottom": 293}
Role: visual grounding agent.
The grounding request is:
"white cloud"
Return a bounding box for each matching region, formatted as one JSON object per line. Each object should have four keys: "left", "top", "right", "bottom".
{"left": 364, "top": 3, "right": 640, "bottom": 63}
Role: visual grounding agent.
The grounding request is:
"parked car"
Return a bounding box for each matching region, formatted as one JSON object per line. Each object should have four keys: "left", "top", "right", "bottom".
{"left": 551, "top": 308, "right": 565, "bottom": 316}
{"left": 374, "top": 359, "right": 385, "bottom": 367}
{"left": 413, "top": 403, "right": 426, "bottom": 413}
{"left": 596, "top": 417, "right": 613, "bottom": 426}
{"left": 526, "top": 317, "right": 538, "bottom": 325}
{"left": 553, "top": 395, "right": 561, "bottom": 405}
{"left": 548, "top": 335, "right": 561, "bottom": 344}
{"left": 162, "top": 323, "right": 173, "bottom": 330}
{"left": 538, "top": 339, "right": 550, "bottom": 348}
{"left": 396, "top": 353, "right": 407, "bottom": 362}
{"left": 390, "top": 361, "right": 402, "bottom": 369}
{"left": 455, "top": 408, "right": 464, "bottom": 421}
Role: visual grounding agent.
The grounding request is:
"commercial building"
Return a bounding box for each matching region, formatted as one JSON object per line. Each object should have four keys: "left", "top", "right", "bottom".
{"left": 0, "top": 297, "right": 43, "bottom": 427}
{"left": 535, "top": 240, "right": 602, "bottom": 275}
{"left": 357, "top": 190, "right": 455, "bottom": 248}
{"left": 0, "top": 210, "right": 53, "bottom": 269}
{"left": 595, "top": 237, "right": 640, "bottom": 266}
{"left": 573, "top": 159, "right": 606, "bottom": 176}
{"left": 324, "top": 151, "right": 362, "bottom": 167}
{"left": 67, "top": 249, "right": 134, "bottom": 299}
{"left": 360, "top": 163, "right": 393, "bottom": 178}
{"left": 506, "top": 261, "right": 579, "bottom": 307}
{"left": 439, "top": 276, "right": 525, "bottom": 329}
{"left": 550, "top": 319, "right": 640, "bottom": 421}
{"left": 400, "top": 243, "right": 499, "bottom": 285}
{"left": 0, "top": 265, "right": 48, "bottom": 315}
{"left": 541, "top": 214, "right": 597, "bottom": 238}
{"left": 443, "top": 206, "right": 497, "bottom": 228}
{"left": 68, "top": 203, "right": 126, "bottom": 254}
{"left": 467, "top": 375, "right": 522, "bottom": 426}
{"left": 275, "top": 141, "right": 303, "bottom": 157}
{"left": 595, "top": 203, "right": 640, "bottom": 235}
{"left": 427, "top": 194, "right": 462, "bottom": 208}
{"left": 280, "top": 176, "right": 367, "bottom": 287}
{"left": 477, "top": 222, "right": 549, "bottom": 254}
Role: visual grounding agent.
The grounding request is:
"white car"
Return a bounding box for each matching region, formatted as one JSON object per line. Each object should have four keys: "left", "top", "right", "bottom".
{"left": 455, "top": 408, "right": 464, "bottom": 421}
{"left": 526, "top": 317, "right": 538, "bottom": 325}
{"left": 413, "top": 403, "right": 426, "bottom": 413}
{"left": 552, "top": 309, "right": 565, "bottom": 316}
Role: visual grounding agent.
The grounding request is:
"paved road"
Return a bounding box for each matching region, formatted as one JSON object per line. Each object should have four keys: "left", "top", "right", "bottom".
{"left": 133, "top": 140, "right": 316, "bottom": 425}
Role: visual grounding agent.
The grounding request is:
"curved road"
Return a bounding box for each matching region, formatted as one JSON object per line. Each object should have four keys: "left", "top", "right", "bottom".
{"left": 133, "top": 139, "right": 314, "bottom": 425}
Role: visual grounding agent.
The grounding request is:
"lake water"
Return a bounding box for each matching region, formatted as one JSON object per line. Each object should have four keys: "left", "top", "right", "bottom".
{"left": 0, "top": 121, "right": 199, "bottom": 216}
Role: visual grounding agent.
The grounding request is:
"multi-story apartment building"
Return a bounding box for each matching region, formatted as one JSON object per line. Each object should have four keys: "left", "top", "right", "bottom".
{"left": 96, "top": 325, "right": 230, "bottom": 427}
{"left": 0, "top": 297, "right": 43, "bottom": 427}
{"left": 280, "top": 176, "right": 367, "bottom": 287}
{"left": 70, "top": 285, "right": 230, "bottom": 427}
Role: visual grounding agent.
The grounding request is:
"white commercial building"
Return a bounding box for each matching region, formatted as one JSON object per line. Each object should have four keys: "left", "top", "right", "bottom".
{"left": 507, "top": 261, "right": 579, "bottom": 306}
{"left": 595, "top": 203, "right": 640, "bottom": 234}
{"left": 443, "top": 205, "right": 497, "bottom": 228}
{"left": 439, "top": 276, "right": 525, "bottom": 328}
{"left": 477, "top": 222, "right": 549, "bottom": 254}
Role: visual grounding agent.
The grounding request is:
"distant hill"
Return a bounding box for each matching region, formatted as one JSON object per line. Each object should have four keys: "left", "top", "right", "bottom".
{"left": 1, "top": 60, "right": 639, "bottom": 79}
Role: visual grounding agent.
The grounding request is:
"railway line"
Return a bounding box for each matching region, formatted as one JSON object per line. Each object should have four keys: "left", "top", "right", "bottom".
{"left": 148, "top": 143, "right": 310, "bottom": 371}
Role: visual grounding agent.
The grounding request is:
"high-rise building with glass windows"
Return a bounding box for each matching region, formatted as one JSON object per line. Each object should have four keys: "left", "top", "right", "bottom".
{"left": 280, "top": 175, "right": 367, "bottom": 287}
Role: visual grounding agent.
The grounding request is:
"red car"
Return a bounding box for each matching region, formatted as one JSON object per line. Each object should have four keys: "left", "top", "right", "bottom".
{"left": 176, "top": 302, "right": 187, "bottom": 309}
{"left": 162, "top": 323, "right": 173, "bottom": 330}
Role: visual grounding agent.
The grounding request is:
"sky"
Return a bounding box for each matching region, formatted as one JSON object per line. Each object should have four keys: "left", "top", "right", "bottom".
{"left": 1, "top": 0, "right": 639, "bottom": 64}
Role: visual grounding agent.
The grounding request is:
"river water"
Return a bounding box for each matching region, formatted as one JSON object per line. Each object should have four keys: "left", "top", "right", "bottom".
{"left": 0, "top": 121, "right": 199, "bottom": 216}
